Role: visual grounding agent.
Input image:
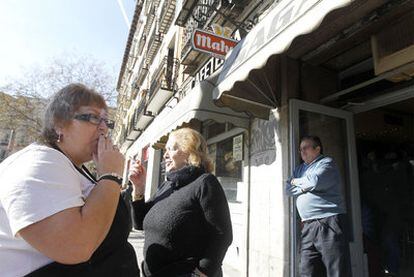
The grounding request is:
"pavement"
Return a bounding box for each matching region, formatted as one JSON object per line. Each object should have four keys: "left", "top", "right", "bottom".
{"left": 128, "top": 229, "right": 145, "bottom": 269}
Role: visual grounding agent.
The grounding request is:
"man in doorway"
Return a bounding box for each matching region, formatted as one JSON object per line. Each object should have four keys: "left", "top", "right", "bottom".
{"left": 285, "top": 135, "right": 351, "bottom": 277}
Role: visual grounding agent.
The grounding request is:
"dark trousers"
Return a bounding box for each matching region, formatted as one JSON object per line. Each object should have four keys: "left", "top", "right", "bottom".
{"left": 300, "top": 214, "right": 352, "bottom": 277}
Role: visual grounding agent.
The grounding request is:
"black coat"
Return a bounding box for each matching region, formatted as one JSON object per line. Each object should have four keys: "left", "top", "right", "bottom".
{"left": 132, "top": 166, "right": 233, "bottom": 277}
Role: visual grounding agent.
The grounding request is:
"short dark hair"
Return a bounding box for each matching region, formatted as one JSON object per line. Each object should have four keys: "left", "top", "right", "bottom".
{"left": 300, "top": 135, "right": 323, "bottom": 154}
{"left": 41, "top": 83, "right": 107, "bottom": 146}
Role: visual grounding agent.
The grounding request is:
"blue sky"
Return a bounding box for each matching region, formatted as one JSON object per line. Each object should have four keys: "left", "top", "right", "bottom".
{"left": 0, "top": 0, "right": 136, "bottom": 86}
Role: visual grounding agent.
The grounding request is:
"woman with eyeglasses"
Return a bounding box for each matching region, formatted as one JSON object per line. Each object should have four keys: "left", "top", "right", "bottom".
{"left": 129, "top": 128, "right": 233, "bottom": 277}
{"left": 0, "top": 84, "right": 140, "bottom": 276}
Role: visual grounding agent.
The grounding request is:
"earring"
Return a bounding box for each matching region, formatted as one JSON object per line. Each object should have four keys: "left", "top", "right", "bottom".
{"left": 57, "top": 133, "right": 62, "bottom": 143}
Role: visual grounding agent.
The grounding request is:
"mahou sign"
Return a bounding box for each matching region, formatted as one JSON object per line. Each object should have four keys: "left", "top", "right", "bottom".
{"left": 191, "top": 29, "right": 238, "bottom": 59}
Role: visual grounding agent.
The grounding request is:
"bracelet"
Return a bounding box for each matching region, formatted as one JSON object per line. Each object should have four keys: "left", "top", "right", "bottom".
{"left": 98, "top": 173, "right": 123, "bottom": 186}
{"left": 133, "top": 193, "right": 144, "bottom": 201}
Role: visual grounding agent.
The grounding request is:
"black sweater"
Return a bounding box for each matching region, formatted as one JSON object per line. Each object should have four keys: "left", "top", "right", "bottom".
{"left": 132, "top": 166, "right": 233, "bottom": 277}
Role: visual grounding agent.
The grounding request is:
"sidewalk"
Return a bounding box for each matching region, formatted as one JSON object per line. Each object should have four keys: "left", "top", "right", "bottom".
{"left": 128, "top": 229, "right": 145, "bottom": 268}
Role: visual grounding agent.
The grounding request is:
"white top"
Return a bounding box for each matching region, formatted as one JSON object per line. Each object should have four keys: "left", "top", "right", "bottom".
{"left": 0, "top": 143, "right": 95, "bottom": 277}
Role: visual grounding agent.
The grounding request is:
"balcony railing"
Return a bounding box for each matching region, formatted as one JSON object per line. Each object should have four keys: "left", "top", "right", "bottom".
{"left": 131, "top": 85, "right": 139, "bottom": 101}
{"left": 134, "top": 58, "right": 149, "bottom": 90}
{"left": 180, "top": 0, "right": 221, "bottom": 66}
{"left": 148, "top": 56, "right": 179, "bottom": 100}
{"left": 145, "top": 0, "right": 161, "bottom": 15}
{"left": 125, "top": 109, "right": 141, "bottom": 141}
{"left": 158, "top": 0, "right": 176, "bottom": 34}
{"left": 145, "top": 56, "right": 179, "bottom": 115}
{"left": 135, "top": 97, "right": 147, "bottom": 122}
{"left": 137, "top": 34, "right": 146, "bottom": 55}
{"left": 144, "top": 12, "right": 155, "bottom": 36}
{"left": 181, "top": 16, "right": 201, "bottom": 59}
{"left": 145, "top": 27, "right": 163, "bottom": 65}
{"left": 0, "top": 136, "right": 10, "bottom": 145}
{"left": 134, "top": 93, "right": 154, "bottom": 129}
{"left": 176, "top": 0, "right": 219, "bottom": 26}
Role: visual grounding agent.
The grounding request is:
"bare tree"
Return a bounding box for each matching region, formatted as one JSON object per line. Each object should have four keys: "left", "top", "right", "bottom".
{"left": 0, "top": 54, "right": 117, "bottom": 144}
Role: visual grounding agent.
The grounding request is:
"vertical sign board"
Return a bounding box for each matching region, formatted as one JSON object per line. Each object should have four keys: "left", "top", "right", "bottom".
{"left": 233, "top": 134, "right": 243, "bottom": 162}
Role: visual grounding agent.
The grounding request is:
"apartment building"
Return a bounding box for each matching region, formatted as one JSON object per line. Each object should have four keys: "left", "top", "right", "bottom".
{"left": 115, "top": 0, "right": 414, "bottom": 276}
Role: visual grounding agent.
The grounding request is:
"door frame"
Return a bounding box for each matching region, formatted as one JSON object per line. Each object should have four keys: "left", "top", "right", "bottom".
{"left": 289, "top": 99, "right": 365, "bottom": 277}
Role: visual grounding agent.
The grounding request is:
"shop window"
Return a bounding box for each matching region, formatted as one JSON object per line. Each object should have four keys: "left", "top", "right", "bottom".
{"left": 208, "top": 134, "right": 244, "bottom": 203}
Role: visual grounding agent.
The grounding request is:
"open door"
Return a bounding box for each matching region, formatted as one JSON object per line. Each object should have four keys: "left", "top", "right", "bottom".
{"left": 289, "top": 99, "right": 365, "bottom": 276}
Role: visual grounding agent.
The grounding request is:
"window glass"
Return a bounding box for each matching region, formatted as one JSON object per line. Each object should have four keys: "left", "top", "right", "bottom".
{"left": 208, "top": 134, "right": 243, "bottom": 203}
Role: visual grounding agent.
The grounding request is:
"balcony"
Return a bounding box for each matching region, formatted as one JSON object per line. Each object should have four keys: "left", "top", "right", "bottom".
{"left": 0, "top": 138, "right": 9, "bottom": 145}
{"left": 143, "top": 0, "right": 161, "bottom": 36}
{"left": 145, "top": 27, "right": 163, "bottom": 65}
{"left": 134, "top": 93, "right": 154, "bottom": 130}
{"left": 158, "top": 0, "right": 176, "bottom": 34}
{"left": 130, "top": 85, "right": 139, "bottom": 101}
{"left": 175, "top": 0, "right": 198, "bottom": 27}
{"left": 134, "top": 58, "right": 149, "bottom": 90}
{"left": 145, "top": 0, "right": 161, "bottom": 15}
{"left": 146, "top": 56, "right": 179, "bottom": 115}
{"left": 144, "top": 11, "right": 155, "bottom": 36}
{"left": 120, "top": 126, "right": 135, "bottom": 152}
{"left": 179, "top": 0, "right": 222, "bottom": 70}
{"left": 124, "top": 109, "right": 141, "bottom": 142}
{"left": 180, "top": 21, "right": 201, "bottom": 67}
{"left": 137, "top": 34, "right": 146, "bottom": 55}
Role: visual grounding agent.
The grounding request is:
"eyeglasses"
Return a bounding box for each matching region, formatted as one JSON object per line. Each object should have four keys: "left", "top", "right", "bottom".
{"left": 299, "top": 145, "right": 314, "bottom": 153}
{"left": 74, "top": 113, "right": 115, "bottom": 129}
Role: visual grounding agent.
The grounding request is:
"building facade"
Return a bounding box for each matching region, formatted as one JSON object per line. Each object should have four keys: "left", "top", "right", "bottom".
{"left": 114, "top": 0, "right": 414, "bottom": 276}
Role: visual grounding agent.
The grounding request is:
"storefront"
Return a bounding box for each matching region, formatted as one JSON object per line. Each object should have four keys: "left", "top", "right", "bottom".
{"left": 213, "top": 0, "right": 414, "bottom": 276}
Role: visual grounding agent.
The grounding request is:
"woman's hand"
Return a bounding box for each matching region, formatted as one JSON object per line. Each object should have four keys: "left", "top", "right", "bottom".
{"left": 129, "top": 160, "right": 146, "bottom": 198}
{"left": 94, "top": 134, "right": 124, "bottom": 176}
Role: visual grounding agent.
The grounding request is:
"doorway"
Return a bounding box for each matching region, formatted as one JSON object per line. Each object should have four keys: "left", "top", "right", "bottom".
{"left": 289, "top": 99, "right": 364, "bottom": 277}
{"left": 355, "top": 97, "right": 414, "bottom": 277}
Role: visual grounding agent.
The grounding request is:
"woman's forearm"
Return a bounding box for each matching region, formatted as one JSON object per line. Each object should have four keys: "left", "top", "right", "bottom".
{"left": 19, "top": 180, "right": 121, "bottom": 264}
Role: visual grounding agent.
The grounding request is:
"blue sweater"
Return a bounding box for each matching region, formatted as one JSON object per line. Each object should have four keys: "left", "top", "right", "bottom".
{"left": 285, "top": 155, "right": 346, "bottom": 221}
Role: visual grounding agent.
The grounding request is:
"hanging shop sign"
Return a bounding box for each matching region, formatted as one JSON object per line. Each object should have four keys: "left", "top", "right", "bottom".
{"left": 191, "top": 29, "right": 238, "bottom": 59}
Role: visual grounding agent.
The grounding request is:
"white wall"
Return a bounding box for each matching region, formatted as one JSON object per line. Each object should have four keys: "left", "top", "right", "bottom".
{"left": 145, "top": 147, "right": 161, "bottom": 198}
{"left": 247, "top": 111, "right": 288, "bottom": 277}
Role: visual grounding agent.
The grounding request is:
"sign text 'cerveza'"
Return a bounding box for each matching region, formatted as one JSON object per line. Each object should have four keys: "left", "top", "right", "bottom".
{"left": 191, "top": 29, "right": 238, "bottom": 59}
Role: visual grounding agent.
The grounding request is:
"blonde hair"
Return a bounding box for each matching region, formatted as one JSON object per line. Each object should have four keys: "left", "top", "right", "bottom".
{"left": 169, "top": 128, "right": 213, "bottom": 173}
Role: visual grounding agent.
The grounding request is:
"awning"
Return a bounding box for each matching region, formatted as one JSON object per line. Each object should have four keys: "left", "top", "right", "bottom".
{"left": 126, "top": 74, "right": 250, "bottom": 155}
{"left": 213, "top": 0, "right": 353, "bottom": 119}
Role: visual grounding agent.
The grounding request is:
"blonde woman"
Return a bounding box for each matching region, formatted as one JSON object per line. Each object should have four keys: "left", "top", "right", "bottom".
{"left": 130, "top": 128, "right": 232, "bottom": 277}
